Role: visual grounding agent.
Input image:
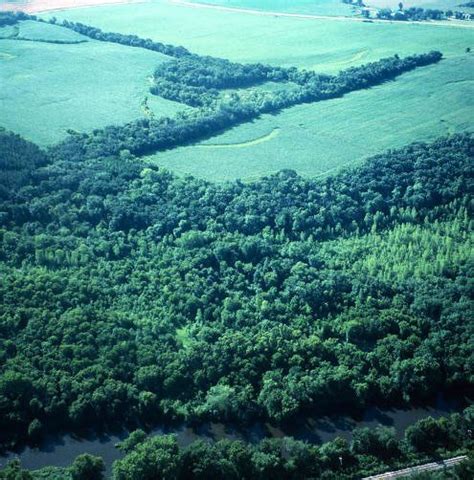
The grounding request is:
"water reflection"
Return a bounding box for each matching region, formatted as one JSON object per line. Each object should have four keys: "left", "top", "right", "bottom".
{"left": 0, "top": 392, "right": 469, "bottom": 476}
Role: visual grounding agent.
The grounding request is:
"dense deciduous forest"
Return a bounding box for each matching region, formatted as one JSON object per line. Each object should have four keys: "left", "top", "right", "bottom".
{"left": 149, "top": 51, "right": 441, "bottom": 108}
{"left": 0, "top": 129, "right": 472, "bottom": 457}
{"left": 0, "top": 10, "right": 473, "bottom": 478}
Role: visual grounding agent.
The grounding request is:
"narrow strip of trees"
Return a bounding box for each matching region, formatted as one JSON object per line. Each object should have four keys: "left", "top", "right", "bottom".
{"left": 51, "top": 51, "right": 442, "bottom": 160}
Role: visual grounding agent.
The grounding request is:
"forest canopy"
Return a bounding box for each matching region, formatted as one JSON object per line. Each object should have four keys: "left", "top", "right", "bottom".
{"left": 0, "top": 10, "right": 472, "bottom": 479}
{"left": 0, "top": 129, "right": 472, "bottom": 454}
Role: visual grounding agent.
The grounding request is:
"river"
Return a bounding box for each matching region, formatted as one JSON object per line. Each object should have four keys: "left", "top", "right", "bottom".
{"left": 0, "top": 392, "right": 468, "bottom": 477}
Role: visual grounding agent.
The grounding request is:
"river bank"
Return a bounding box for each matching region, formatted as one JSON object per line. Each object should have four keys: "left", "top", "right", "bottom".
{"left": 1, "top": 392, "right": 469, "bottom": 476}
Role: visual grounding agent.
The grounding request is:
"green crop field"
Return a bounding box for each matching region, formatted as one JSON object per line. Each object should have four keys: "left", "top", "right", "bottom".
{"left": 12, "top": 20, "right": 87, "bottom": 41}
{"left": 0, "top": 20, "right": 183, "bottom": 145}
{"left": 196, "top": 0, "right": 356, "bottom": 16}
{"left": 45, "top": 0, "right": 474, "bottom": 74}
{"left": 0, "top": 0, "right": 472, "bottom": 177}
{"left": 149, "top": 55, "right": 473, "bottom": 181}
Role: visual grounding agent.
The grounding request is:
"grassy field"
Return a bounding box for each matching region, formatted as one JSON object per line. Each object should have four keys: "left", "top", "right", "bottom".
{"left": 149, "top": 55, "right": 474, "bottom": 181}
{"left": 46, "top": 1, "right": 474, "bottom": 73}
{"left": 0, "top": 20, "right": 183, "bottom": 145}
{"left": 0, "top": 0, "right": 472, "bottom": 179}
{"left": 197, "top": 0, "right": 356, "bottom": 16}
{"left": 14, "top": 19, "right": 88, "bottom": 41}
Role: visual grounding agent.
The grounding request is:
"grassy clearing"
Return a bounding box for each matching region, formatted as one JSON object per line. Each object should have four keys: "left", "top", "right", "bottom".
{"left": 149, "top": 56, "right": 474, "bottom": 181}
{"left": 46, "top": 0, "right": 474, "bottom": 73}
{"left": 0, "top": 21, "right": 183, "bottom": 145}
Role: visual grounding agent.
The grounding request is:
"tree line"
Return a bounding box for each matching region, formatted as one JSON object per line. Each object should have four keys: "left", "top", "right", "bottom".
{"left": 376, "top": 5, "right": 473, "bottom": 21}
{"left": 0, "top": 11, "right": 29, "bottom": 27}
{"left": 50, "top": 51, "right": 442, "bottom": 160}
{"left": 1, "top": 407, "right": 473, "bottom": 479}
{"left": 113, "top": 407, "right": 474, "bottom": 479}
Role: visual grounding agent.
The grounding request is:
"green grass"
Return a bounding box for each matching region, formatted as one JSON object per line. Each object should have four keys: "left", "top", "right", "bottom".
{"left": 149, "top": 55, "right": 474, "bottom": 181}
{"left": 196, "top": 0, "right": 356, "bottom": 16}
{"left": 0, "top": 21, "right": 183, "bottom": 145}
{"left": 15, "top": 20, "right": 88, "bottom": 42}
{"left": 45, "top": 0, "right": 474, "bottom": 74}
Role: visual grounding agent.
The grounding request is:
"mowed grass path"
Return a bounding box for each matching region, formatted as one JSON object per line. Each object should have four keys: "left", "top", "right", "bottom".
{"left": 149, "top": 56, "right": 473, "bottom": 181}
{"left": 47, "top": 0, "right": 474, "bottom": 73}
{"left": 0, "top": 21, "right": 183, "bottom": 145}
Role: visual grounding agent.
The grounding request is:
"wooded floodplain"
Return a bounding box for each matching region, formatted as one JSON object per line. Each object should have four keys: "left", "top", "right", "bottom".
{"left": 0, "top": 3, "right": 473, "bottom": 479}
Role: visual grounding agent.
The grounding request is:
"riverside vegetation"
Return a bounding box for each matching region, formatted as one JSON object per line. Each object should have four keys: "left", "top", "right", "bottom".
{"left": 0, "top": 129, "right": 473, "bottom": 477}
{"left": 0, "top": 6, "right": 473, "bottom": 480}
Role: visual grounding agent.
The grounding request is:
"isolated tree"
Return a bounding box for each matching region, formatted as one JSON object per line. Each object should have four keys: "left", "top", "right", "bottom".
{"left": 405, "top": 417, "right": 448, "bottom": 453}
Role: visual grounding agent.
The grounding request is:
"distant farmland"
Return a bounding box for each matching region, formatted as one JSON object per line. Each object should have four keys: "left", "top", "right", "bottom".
{"left": 190, "top": 0, "right": 356, "bottom": 17}
{"left": 47, "top": 0, "right": 474, "bottom": 72}
{"left": 367, "top": 0, "right": 474, "bottom": 10}
{"left": 0, "top": 20, "right": 184, "bottom": 145}
{"left": 1, "top": 0, "right": 473, "bottom": 178}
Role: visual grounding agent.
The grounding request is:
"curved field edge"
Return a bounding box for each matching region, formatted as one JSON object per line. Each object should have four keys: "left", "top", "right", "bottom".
{"left": 0, "top": 21, "right": 183, "bottom": 146}
{"left": 199, "top": 127, "right": 280, "bottom": 149}
{"left": 150, "top": 55, "right": 474, "bottom": 182}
